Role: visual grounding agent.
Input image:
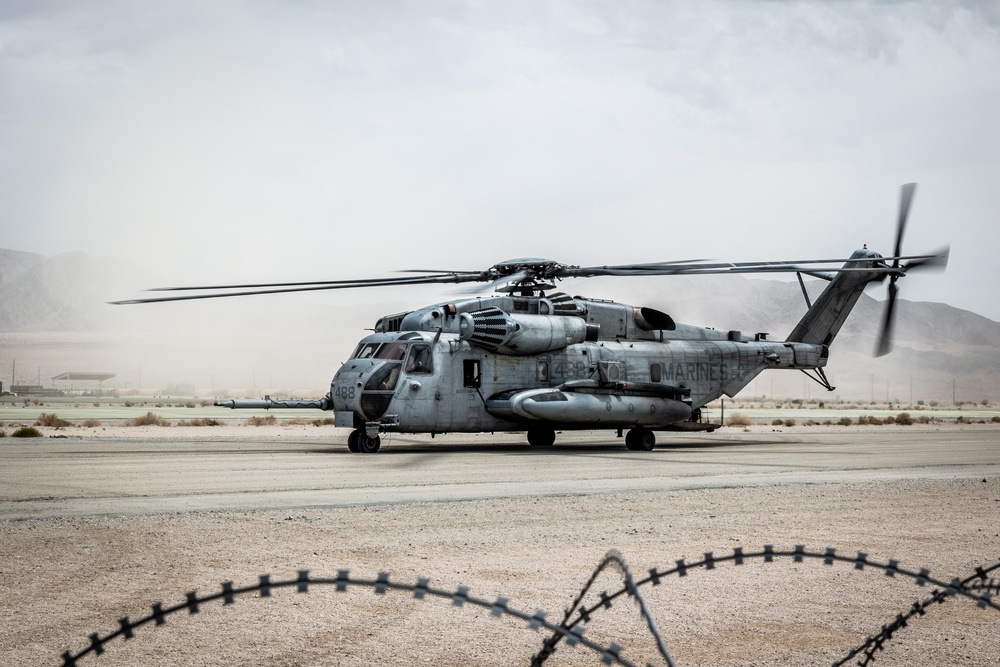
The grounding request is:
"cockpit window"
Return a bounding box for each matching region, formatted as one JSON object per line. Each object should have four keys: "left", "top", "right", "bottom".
{"left": 375, "top": 341, "right": 408, "bottom": 360}
{"left": 352, "top": 340, "right": 409, "bottom": 360}
{"left": 405, "top": 344, "right": 434, "bottom": 374}
{"left": 353, "top": 342, "right": 381, "bottom": 359}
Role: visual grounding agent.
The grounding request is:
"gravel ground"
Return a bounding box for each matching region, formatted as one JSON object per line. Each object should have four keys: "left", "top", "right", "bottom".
{"left": 3, "top": 472, "right": 999, "bottom": 666}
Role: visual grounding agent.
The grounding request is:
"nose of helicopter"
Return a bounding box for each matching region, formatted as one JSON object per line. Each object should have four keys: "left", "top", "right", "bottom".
{"left": 332, "top": 359, "right": 402, "bottom": 421}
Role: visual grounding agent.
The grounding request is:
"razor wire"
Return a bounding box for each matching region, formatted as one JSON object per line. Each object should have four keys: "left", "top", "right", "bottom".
{"left": 533, "top": 545, "right": 1000, "bottom": 667}
{"left": 59, "top": 569, "right": 644, "bottom": 667}
{"left": 532, "top": 550, "right": 674, "bottom": 667}
{"left": 59, "top": 545, "right": 1000, "bottom": 667}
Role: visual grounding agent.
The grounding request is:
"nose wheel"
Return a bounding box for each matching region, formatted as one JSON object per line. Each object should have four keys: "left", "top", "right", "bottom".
{"left": 348, "top": 429, "right": 381, "bottom": 453}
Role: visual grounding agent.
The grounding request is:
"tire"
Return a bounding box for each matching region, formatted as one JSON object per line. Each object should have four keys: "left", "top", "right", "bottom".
{"left": 357, "top": 433, "right": 381, "bottom": 453}
{"left": 347, "top": 430, "right": 361, "bottom": 452}
{"left": 625, "top": 428, "right": 655, "bottom": 451}
{"left": 526, "top": 427, "right": 556, "bottom": 447}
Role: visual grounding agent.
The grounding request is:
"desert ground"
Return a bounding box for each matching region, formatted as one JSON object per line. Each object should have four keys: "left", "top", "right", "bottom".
{"left": 2, "top": 422, "right": 999, "bottom": 667}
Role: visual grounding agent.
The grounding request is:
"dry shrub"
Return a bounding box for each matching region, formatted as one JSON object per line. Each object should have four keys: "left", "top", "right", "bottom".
{"left": 726, "top": 412, "right": 754, "bottom": 427}
{"left": 282, "top": 417, "right": 335, "bottom": 426}
{"left": 784, "top": 418, "right": 796, "bottom": 427}
{"left": 246, "top": 415, "right": 277, "bottom": 426}
{"left": 127, "top": 411, "right": 169, "bottom": 427}
{"left": 177, "top": 418, "right": 222, "bottom": 426}
{"left": 12, "top": 426, "right": 42, "bottom": 438}
{"left": 35, "top": 413, "right": 70, "bottom": 427}
{"left": 81, "top": 419, "right": 101, "bottom": 428}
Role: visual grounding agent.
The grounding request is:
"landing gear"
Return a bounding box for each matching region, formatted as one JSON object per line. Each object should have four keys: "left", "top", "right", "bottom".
{"left": 349, "top": 429, "right": 381, "bottom": 453}
{"left": 527, "top": 427, "right": 556, "bottom": 447}
{"left": 625, "top": 427, "right": 655, "bottom": 451}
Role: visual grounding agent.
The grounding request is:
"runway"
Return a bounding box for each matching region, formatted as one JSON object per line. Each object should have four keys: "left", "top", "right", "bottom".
{"left": 4, "top": 427, "right": 999, "bottom": 519}
{"left": 5, "top": 426, "right": 1000, "bottom": 667}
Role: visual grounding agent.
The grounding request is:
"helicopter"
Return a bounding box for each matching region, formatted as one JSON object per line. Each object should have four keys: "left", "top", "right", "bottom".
{"left": 114, "top": 184, "right": 947, "bottom": 453}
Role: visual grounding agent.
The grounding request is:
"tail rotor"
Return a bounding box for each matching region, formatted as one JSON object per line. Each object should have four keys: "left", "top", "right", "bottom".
{"left": 874, "top": 183, "right": 949, "bottom": 356}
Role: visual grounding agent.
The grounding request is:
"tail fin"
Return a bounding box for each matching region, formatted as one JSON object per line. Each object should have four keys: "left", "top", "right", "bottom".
{"left": 786, "top": 249, "right": 886, "bottom": 346}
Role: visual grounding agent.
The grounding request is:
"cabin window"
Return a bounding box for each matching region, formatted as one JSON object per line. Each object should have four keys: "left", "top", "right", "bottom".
{"left": 463, "top": 359, "right": 481, "bottom": 388}
{"left": 536, "top": 360, "right": 549, "bottom": 382}
{"left": 650, "top": 363, "right": 662, "bottom": 383}
{"left": 406, "top": 344, "right": 434, "bottom": 374}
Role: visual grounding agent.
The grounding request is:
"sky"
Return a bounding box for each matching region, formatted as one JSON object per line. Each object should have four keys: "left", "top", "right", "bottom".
{"left": 2, "top": 0, "right": 1000, "bottom": 320}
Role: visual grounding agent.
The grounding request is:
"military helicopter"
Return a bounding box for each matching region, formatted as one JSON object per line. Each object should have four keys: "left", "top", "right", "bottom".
{"left": 115, "top": 184, "right": 947, "bottom": 452}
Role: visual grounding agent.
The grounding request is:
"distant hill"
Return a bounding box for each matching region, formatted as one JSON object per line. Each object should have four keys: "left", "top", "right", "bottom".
{"left": 1, "top": 249, "right": 998, "bottom": 402}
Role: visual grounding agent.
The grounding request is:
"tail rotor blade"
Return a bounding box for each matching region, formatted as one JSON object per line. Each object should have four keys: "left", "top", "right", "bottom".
{"left": 893, "top": 183, "right": 916, "bottom": 264}
{"left": 875, "top": 280, "right": 899, "bottom": 357}
{"left": 903, "top": 245, "right": 950, "bottom": 272}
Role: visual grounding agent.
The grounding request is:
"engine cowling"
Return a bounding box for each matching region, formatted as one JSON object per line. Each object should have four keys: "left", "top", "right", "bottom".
{"left": 458, "top": 307, "right": 598, "bottom": 355}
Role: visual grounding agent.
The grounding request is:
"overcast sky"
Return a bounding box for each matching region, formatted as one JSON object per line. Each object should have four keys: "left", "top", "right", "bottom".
{"left": 3, "top": 1, "right": 999, "bottom": 320}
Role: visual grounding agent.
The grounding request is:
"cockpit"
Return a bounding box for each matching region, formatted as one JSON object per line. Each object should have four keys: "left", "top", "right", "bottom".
{"left": 350, "top": 336, "right": 435, "bottom": 375}
{"left": 338, "top": 334, "right": 437, "bottom": 421}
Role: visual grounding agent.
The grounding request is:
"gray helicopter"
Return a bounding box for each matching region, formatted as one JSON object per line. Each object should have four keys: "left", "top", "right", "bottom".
{"left": 115, "top": 184, "right": 947, "bottom": 452}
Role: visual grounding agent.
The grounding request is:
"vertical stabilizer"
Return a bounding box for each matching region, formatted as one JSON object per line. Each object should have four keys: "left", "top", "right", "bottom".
{"left": 785, "top": 249, "right": 886, "bottom": 346}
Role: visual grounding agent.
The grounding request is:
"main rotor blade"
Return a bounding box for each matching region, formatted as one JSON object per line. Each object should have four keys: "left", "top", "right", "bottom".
{"left": 110, "top": 273, "right": 491, "bottom": 305}
{"left": 558, "top": 254, "right": 938, "bottom": 278}
{"left": 149, "top": 272, "right": 490, "bottom": 292}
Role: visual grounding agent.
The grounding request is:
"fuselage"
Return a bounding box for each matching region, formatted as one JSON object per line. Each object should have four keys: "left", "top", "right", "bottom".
{"left": 330, "top": 306, "right": 828, "bottom": 434}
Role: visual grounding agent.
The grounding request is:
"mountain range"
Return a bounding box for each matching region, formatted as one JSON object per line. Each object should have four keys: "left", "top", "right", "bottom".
{"left": 1, "top": 248, "right": 997, "bottom": 403}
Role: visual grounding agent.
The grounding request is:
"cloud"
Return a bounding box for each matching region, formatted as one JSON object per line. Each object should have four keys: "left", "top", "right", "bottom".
{"left": 1, "top": 0, "right": 998, "bottom": 320}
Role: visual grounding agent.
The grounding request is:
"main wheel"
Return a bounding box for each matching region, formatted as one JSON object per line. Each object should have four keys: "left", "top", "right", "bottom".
{"left": 625, "top": 427, "right": 655, "bottom": 451}
{"left": 357, "top": 432, "right": 381, "bottom": 453}
{"left": 526, "top": 427, "right": 556, "bottom": 447}
{"left": 347, "top": 429, "right": 361, "bottom": 452}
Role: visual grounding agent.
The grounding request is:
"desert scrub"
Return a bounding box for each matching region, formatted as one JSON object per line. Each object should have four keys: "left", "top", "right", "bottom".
{"left": 177, "top": 418, "right": 222, "bottom": 426}
{"left": 726, "top": 412, "right": 754, "bottom": 427}
{"left": 127, "top": 412, "right": 170, "bottom": 427}
{"left": 35, "top": 413, "right": 71, "bottom": 427}
{"left": 246, "top": 415, "right": 277, "bottom": 426}
{"left": 81, "top": 419, "right": 102, "bottom": 427}
{"left": 12, "top": 426, "right": 43, "bottom": 438}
